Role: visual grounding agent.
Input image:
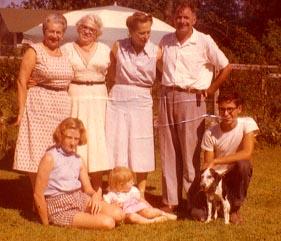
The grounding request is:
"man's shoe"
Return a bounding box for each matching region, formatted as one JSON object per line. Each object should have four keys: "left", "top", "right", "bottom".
{"left": 160, "top": 205, "right": 177, "bottom": 214}
{"left": 230, "top": 211, "right": 243, "bottom": 225}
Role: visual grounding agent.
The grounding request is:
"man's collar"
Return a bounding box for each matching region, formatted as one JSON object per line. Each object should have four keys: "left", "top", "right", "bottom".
{"left": 219, "top": 118, "right": 239, "bottom": 132}
{"left": 174, "top": 28, "right": 198, "bottom": 46}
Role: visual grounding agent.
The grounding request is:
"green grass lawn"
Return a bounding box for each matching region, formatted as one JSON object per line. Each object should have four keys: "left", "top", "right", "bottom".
{"left": 0, "top": 146, "right": 281, "bottom": 241}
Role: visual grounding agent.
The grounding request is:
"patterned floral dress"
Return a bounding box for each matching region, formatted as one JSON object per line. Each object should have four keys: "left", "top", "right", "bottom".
{"left": 14, "top": 43, "right": 73, "bottom": 173}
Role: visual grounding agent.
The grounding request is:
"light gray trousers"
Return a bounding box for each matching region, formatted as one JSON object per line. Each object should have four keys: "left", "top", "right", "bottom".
{"left": 158, "top": 87, "right": 206, "bottom": 206}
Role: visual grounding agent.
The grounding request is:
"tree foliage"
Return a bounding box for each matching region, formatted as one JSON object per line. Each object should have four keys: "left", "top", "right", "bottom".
{"left": 261, "top": 19, "right": 281, "bottom": 64}
{"left": 19, "top": 0, "right": 112, "bottom": 10}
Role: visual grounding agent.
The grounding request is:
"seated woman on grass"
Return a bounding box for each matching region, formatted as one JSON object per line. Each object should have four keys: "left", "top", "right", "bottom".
{"left": 34, "top": 117, "right": 124, "bottom": 229}
{"left": 103, "top": 167, "right": 177, "bottom": 224}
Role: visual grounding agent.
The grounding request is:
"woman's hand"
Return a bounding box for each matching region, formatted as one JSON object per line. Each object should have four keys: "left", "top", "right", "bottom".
{"left": 14, "top": 114, "right": 23, "bottom": 126}
{"left": 88, "top": 192, "right": 102, "bottom": 215}
{"left": 96, "top": 187, "right": 103, "bottom": 201}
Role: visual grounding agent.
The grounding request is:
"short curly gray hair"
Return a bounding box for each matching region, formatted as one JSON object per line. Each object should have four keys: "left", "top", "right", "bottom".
{"left": 42, "top": 13, "right": 67, "bottom": 33}
{"left": 76, "top": 14, "right": 103, "bottom": 38}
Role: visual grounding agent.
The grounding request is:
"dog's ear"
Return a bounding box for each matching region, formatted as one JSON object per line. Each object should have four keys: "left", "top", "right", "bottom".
{"left": 210, "top": 168, "right": 221, "bottom": 182}
{"left": 209, "top": 168, "right": 217, "bottom": 176}
{"left": 200, "top": 168, "right": 206, "bottom": 175}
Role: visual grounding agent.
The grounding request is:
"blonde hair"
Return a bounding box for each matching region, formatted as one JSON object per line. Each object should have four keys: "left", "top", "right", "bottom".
{"left": 53, "top": 117, "right": 87, "bottom": 146}
{"left": 126, "top": 12, "right": 153, "bottom": 32}
{"left": 108, "top": 167, "right": 134, "bottom": 192}
{"left": 42, "top": 13, "right": 67, "bottom": 33}
{"left": 76, "top": 14, "right": 103, "bottom": 38}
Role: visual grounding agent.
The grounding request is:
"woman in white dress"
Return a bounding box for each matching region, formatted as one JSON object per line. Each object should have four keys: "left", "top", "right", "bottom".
{"left": 105, "top": 12, "right": 162, "bottom": 196}
{"left": 62, "top": 15, "right": 111, "bottom": 193}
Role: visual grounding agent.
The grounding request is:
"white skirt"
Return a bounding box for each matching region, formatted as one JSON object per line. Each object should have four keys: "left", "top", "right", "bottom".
{"left": 68, "top": 83, "right": 111, "bottom": 172}
{"left": 106, "top": 84, "right": 155, "bottom": 172}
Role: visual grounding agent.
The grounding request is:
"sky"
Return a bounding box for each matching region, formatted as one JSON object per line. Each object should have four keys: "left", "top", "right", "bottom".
{"left": 0, "top": 0, "right": 23, "bottom": 7}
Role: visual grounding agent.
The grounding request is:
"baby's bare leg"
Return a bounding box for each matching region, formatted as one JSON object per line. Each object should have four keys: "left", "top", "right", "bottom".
{"left": 138, "top": 208, "right": 177, "bottom": 220}
{"left": 138, "top": 207, "right": 162, "bottom": 219}
{"left": 125, "top": 213, "right": 154, "bottom": 224}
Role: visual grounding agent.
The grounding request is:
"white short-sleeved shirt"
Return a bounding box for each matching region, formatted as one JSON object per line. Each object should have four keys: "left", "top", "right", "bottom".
{"left": 201, "top": 117, "right": 259, "bottom": 157}
{"left": 160, "top": 28, "right": 229, "bottom": 89}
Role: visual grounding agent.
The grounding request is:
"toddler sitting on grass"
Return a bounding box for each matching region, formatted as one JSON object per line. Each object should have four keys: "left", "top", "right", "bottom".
{"left": 103, "top": 167, "right": 177, "bottom": 224}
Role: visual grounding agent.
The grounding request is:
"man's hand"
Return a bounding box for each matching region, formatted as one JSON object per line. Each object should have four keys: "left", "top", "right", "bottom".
{"left": 201, "top": 89, "right": 208, "bottom": 98}
{"left": 203, "top": 160, "right": 215, "bottom": 169}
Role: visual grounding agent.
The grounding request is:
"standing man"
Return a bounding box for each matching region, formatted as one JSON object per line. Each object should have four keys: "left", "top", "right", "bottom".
{"left": 158, "top": 1, "right": 232, "bottom": 213}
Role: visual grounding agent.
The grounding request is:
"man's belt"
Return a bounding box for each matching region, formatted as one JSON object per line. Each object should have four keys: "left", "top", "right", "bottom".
{"left": 164, "top": 85, "right": 202, "bottom": 94}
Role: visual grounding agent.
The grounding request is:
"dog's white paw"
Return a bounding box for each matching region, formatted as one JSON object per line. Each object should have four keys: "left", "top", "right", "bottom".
{"left": 205, "top": 218, "right": 212, "bottom": 223}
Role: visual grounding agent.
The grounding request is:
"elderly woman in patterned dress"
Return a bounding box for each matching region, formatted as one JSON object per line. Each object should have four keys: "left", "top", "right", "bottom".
{"left": 14, "top": 13, "right": 73, "bottom": 192}
{"left": 62, "top": 15, "right": 111, "bottom": 193}
{"left": 106, "top": 12, "right": 162, "bottom": 196}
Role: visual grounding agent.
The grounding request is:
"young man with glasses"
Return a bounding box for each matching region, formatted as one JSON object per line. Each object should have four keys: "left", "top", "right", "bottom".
{"left": 192, "top": 92, "right": 259, "bottom": 224}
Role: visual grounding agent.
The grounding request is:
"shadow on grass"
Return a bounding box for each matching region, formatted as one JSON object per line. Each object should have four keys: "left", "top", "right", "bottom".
{"left": 144, "top": 188, "right": 189, "bottom": 219}
{"left": 144, "top": 189, "right": 162, "bottom": 208}
{"left": 0, "top": 147, "right": 38, "bottom": 222}
{"left": 0, "top": 174, "right": 38, "bottom": 221}
{"left": 0, "top": 146, "right": 14, "bottom": 171}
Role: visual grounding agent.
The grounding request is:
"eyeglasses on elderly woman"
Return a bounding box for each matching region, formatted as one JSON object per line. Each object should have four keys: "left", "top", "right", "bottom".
{"left": 79, "top": 24, "right": 97, "bottom": 34}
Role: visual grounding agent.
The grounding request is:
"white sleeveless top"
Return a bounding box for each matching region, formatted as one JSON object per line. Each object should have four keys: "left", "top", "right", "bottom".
{"left": 115, "top": 38, "right": 158, "bottom": 87}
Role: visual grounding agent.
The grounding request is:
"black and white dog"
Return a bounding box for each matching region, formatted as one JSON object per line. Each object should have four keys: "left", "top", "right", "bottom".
{"left": 200, "top": 166, "right": 231, "bottom": 224}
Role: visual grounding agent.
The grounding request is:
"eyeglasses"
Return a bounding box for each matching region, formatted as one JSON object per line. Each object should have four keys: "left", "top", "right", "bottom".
{"left": 80, "top": 25, "right": 96, "bottom": 34}
{"left": 218, "top": 107, "right": 237, "bottom": 114}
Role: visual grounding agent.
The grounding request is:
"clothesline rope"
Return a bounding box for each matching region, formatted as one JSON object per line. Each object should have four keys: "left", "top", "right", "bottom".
{"left": 154, "top": 114, "right": 221, "bottom": 127}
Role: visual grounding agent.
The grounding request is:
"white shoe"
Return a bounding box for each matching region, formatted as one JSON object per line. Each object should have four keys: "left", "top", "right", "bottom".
{"left": 162, "top": 211, "right": 177, "bottom": 220}
{"left": 151, "top": 216, "right": 169, "bottom": 223}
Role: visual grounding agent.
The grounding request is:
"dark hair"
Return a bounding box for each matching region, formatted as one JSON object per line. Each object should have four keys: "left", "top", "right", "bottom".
{"left": 53, "top": 117, "right": 87, "bottom": 146}
{"left": 175, "top": 1, "right": 197, "bottom": 15}
{"left": 217, "top": 92, "right": 243, "bottom": 107}
{"left": 126, "top": 12, "right": 153, "bottom": 32}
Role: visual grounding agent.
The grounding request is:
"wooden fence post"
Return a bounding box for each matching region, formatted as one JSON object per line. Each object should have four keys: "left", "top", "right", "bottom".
{"left": 213, "top": 67, "right": 220, "bottom": 116}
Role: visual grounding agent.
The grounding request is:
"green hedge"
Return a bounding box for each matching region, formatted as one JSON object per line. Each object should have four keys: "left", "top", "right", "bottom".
{"left": 0, "top": 58, "right": 19, "bottom": 158}
{"left": 221, "top": 68, "right": 281, "bottom": 145}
